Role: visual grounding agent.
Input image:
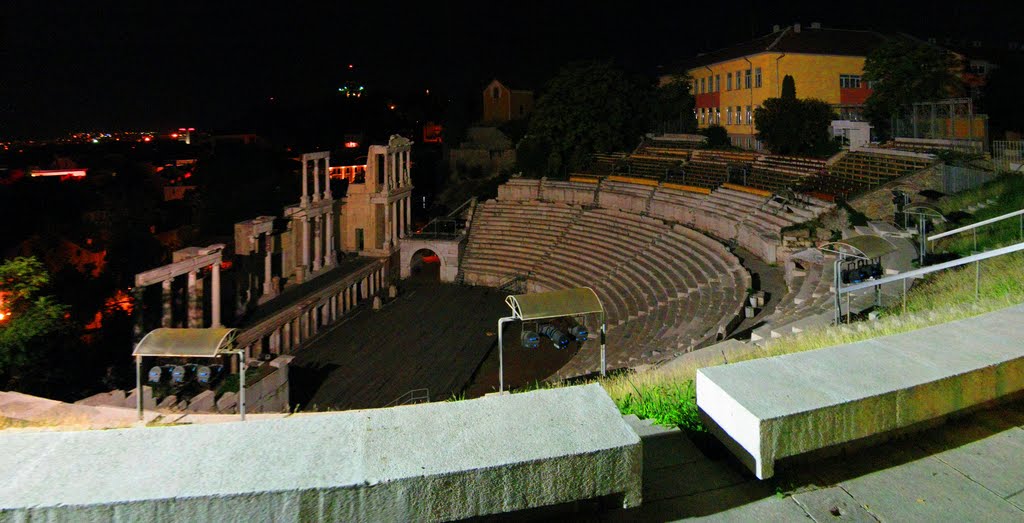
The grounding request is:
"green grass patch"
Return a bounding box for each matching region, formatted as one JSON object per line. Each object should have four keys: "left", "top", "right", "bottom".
{"left": 612, "top": 379, "right": 702, "bottom": 431}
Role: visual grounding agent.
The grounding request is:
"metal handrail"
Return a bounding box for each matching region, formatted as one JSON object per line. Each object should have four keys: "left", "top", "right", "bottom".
{"left": 839, "top": 240, "right": 1024, "bottom": 295}
{"left": 928, "top": 208, "right": 1024, "bottom": 241}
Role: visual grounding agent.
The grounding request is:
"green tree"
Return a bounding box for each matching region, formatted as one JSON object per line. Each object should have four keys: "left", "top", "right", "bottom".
{"left": 527, "top": 61, "right": 652, "bottom": 177}
{"left": 863, "top": 39, "right": 962, "bottom": 138}
{"left": 781, "top": 75, "right": 796, "bottom": 100}
{"left": 653, "top": 75, "right": 697, "bottom": 134}
{"left": 700, "top": 125, "right": 731, "bottom": 148}
{"left": 0, "top": 257, "right": 67, "bottom": 377}
{"left": 754, "top": 76, "right": 838, "bottom": 156}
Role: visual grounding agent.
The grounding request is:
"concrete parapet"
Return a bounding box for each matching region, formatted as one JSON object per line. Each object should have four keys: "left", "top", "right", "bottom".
{"left": 0, "top": 383, "right": 641, "bottom": 521}
{"left": 697, "top": 304, "right": 1024, "bottom": 479}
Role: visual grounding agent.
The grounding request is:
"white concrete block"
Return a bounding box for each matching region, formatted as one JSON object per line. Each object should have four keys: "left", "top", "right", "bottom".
{"left": 698, "top": 304, "right": 1024, "bottom": 479}
{"left": 0, "top": 383, "right": 641, "bottom": 521}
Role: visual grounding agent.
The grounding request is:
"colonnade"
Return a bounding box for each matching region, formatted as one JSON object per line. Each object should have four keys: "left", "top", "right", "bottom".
{"left": 236, "top": 261, "right": 389, "bottom": 360}
{"left": 132, "top": 244, "right": 225, "bottom": 342}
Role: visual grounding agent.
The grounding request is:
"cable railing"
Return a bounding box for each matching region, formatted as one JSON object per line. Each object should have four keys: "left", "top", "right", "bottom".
{"left": 928, "top": 208, "right": 1024, "bottom": 249}
{"left": 386, "top": 388, "right": 430, "bottom": 407}
{"left": 836, "top": 240, "right": 1024, "bottom": 318}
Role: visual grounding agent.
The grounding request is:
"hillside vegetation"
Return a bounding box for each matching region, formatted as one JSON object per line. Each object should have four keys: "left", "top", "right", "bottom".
{"left": 596, "top": 174, "right": 1024, "bottom": 428}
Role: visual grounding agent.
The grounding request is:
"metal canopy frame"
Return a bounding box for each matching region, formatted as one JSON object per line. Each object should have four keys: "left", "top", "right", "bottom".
{"left": 818, "top": 235, "right": 896, "bottom": 324}
{"left": 132, "top": 328, "right": 247, "bottom": 421}
{"left": 497, "top": 287, "right": 606, "bottom": 393}
{"left": 904, "top": 204, "right": 946, "bottom": 262}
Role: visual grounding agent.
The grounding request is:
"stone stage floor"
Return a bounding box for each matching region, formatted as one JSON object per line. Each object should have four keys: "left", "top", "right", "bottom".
{"left": 288, "top": 279, "right": 579, "bottom": 411}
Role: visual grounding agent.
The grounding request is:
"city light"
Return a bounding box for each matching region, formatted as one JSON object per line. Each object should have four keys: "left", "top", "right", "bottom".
{"left": 344, "top": 141, "right": 359, "bottom": 148}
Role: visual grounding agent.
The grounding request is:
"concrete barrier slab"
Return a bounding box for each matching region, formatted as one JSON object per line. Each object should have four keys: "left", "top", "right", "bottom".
{"left": 697, "top": 305, "right": 1024, "bottom": 479}
{"left": 0, "top": 383, "right": 640, "bottom": 521}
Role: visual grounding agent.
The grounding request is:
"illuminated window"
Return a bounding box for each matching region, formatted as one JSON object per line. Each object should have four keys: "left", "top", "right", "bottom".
{"left": 715, "top": 107, "right": 721, "bottom": 124}
{"left": 726, "top": 107, "right": 732, "bottom": 124}
{"left": 745, "top": 69, "right": 752, "bottom": 89}
{"left": 746, "top": 105, "right": 752, "bottom": 124}
{"left": 755, "top": 68, "right": 762, "bottom": 88}
{"left": 840, "top": 74, "right": 862, "bottom": 88}
{"left": 736, "top": 106, "right": 742, "bottom": 124}
{"left": 727, "top": 73, "right": 732, "bottom": 91}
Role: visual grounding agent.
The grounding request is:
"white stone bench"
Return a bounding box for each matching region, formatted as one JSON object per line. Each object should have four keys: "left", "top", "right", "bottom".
{"left": 696, "top": 304, "right": 1024, "bottom": 480}
{"left": 0, "top": 384, "right": 641, "bottom": 521}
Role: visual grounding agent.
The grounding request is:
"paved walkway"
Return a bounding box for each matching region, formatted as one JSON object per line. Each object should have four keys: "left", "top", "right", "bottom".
{"left": 602, "top": 400, "right": 1024, "bottom": 521}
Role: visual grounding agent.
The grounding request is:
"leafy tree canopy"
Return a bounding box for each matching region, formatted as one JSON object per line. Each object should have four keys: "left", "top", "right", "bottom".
{"left": 863, "top": 39, "right": 962, "bottom": 137}
{"left": 525, "top": 61, "right": 653, "bottom": 177}
{"left": 652, "top": 75, "right": 697, "bottom": 134}
{"left": 0, "top": 257, "right": 67, "bottom": 375}
{"left": 754, "top": 76, "right": 838, "bottom": 156}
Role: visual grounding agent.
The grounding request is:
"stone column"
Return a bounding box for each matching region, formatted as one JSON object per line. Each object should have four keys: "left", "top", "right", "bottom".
{"left": 392, "top": 202, "right": 399, "bottom": 242}
{"left": 301, "top": 160, "right": 309, "bottom": 206}
{"left": 211, "top": 262, "right": 222, "bottom": 328}
{"left": 131, "top": 287, "right": 145, "bottom": 344}
{"left": 313, "top": 160, "right": 321, "bottom": 202}
{"left": 282, "top": 322, "right": 291, "bottom": 353}
{"left": 262, "top": 234, "right": 274, "bottom": 297}
{"left": 399, "top": 197, "right": 407, "bottom": 238}
{"left": 312, "top": 215, "right": 322, "bottom": 272}
{"left": 187, "top": 271, "right": 198, "bottom": 328}
{"left": 161, "top": 279, "right": 172, "bottom": 327}
{"left": 325, "top": 209, "right": 336, "bottom": 267}
{"left": 269, "top": 328, "right": 280, "bottom": 355}
{"left": 302, "top": 216, "right": 311, "bottom": 275}
{"left": 406, "top": 196, "right": 412, "bottom": 233}
{"left": 323, "top": 160, "right": 332, "bottom": 200}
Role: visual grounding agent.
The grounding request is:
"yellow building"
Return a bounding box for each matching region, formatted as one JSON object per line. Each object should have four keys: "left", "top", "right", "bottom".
{"left": 665, "top": 24, "right": 891, "bottom": 149}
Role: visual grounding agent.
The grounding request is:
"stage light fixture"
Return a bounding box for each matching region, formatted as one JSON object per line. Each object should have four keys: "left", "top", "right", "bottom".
{"left": 147, "top": 366, "right": 163, "bottom": 383}
{"left": 539, "top": 324, "right": 570, "bottom": 350}
{"left": 521, "top": 330, "right": 540, "bottom": 349}
{"left": 570, "top": 325, "right": 589, "bottom": 342}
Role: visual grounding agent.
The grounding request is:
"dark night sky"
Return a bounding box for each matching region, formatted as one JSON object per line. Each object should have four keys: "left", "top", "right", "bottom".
{"left": 1, "top": 1, "right": 1014, "bottom": 138}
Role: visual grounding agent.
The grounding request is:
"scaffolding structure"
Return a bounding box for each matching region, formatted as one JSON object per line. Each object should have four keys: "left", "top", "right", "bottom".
{"left": 892, "top": 98, "right": 987, "bottom": 153}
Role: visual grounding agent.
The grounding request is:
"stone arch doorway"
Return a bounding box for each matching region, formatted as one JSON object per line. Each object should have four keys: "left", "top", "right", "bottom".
{"left": 408, "top": 248, "right": 442, "bottom": 281}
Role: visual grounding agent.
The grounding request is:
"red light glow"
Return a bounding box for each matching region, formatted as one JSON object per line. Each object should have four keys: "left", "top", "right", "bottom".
{"left": 171, "top": 133, "right": 179, "bottom": 139}
{"left": 421, "top": 255, "right": 440, "bottom": 264}
{"left": 344, "top": 141, "right": 359, "bottom": 148}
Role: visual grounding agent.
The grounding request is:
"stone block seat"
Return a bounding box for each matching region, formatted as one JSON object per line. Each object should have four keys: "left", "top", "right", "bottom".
{"left": 0, "top": 384, "right": 642, "bottom": 521}
{"left": 461, "top": 174, "right": 836, "bottom": 374}
{"left": 697, "top": 304, "right": 1024, "bottom": 479}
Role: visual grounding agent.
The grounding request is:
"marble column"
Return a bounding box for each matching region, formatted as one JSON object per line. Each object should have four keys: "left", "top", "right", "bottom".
{"left": 301, "top": 160, "right": 309, "bottom": 206}
{"left": 325, "top": 209, "right": 336, "bottom": 266}
{"left": 161, "top": 279, "right": 172, "bottom": 327}
{"left": 312, "top": 216, "right": 322, "bottom": 272}
{"left": 131, "top": 287, "right": 145, "bottom": 343}
{"left": 283, "top": 322, "right": 291, "bottom": 353}
{"left": 262, "top": 234, "right": 274, "bottom": 297}
{"left": 313, "top": 160, "right": 321, "bottom": 203}
{"left": 302, "top": 216, "right": 311, "bottom": 275}
{"left": 211, "top": 262, "right": 222, "bottom": 328}
{"left": 392, "top": 202, "right": 399, "bottom": 242}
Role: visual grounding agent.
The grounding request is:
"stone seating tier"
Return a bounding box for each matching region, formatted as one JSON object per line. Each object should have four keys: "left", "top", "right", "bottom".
{"left": 462, "top": 199, "right": 750, "bottom": 368}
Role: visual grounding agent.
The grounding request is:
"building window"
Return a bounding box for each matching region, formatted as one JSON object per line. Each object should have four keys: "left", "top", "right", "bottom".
{"left": 744, "top": 69, "right": 752, "bottom": 89}
{"left": 715, "top": 107, "right": 721, "bottom": 124}
{"left": 736, "top": 70, "right": 742, "bottom": 88}
{"left": 754, "top": 67, "right": 762, "bottom": 88}
{"left": 727, "top": 73, "right": 732, "bottom": 91}
{"left": 492, "top": 87, "right": 500, "bottom": 99}
{"left": 715, "top": 75, "right": 720, "bottom": 92}
{"left": 726, "top": 107, "right": 732, "bottom": 125}
{"left": 839, "top": 74, "right": 862, "bottom": 89}
{"left": 707, "top": 75, "right": 713, "bottom": 92}
{"left": 356, "top": 228, "right": 364, "bottom": 251}
{"left": 736, "top": 106, "right": 742, "bottom": 124}
{"left": 746, "top": 105, "right": 752, "bottom": 124}
{"left": 700, "top": 77, "right": 706, "bottom": 94}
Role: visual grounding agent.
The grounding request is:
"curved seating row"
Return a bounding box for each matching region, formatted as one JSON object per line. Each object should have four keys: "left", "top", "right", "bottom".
{"left": 462, "top": 199, "right": 751, "bottom": 376}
